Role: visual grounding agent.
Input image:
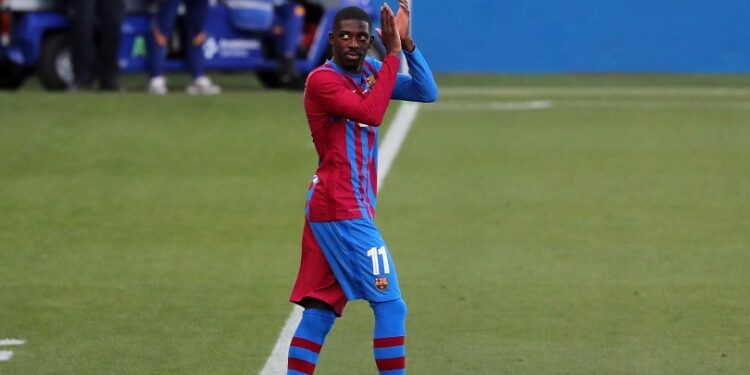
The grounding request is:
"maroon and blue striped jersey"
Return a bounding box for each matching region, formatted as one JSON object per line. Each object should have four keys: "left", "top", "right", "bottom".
{"left": 303, "top": 48, "right": 438, "bottom": 222}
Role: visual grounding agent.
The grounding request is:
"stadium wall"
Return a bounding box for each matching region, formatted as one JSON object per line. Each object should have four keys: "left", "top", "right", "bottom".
{"left": 410, "top": 0, "right": 750, "bottom": 73}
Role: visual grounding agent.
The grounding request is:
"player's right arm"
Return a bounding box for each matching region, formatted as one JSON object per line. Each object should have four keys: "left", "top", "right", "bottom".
{"left": 305, "top": 55, "right": 400, "bottom": 126}
{"left": 306, "top": 4, "right": 402, "bottom": 126}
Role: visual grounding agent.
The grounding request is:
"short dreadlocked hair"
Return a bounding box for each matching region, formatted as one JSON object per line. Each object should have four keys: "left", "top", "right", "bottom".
{"left": 333, "top": 6, "right": 372, "bottom": 31}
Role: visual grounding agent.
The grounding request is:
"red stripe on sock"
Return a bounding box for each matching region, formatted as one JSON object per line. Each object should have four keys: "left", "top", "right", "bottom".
{"left": 291, "top": 337, "right": 323, "bottom": 353}
{"left": 373, "top": 336, "right": 405, "bottom": 348}
{"left": 288, "top": 357, "right": 316, "bottom": 374}
{"left": 376, "top": 357, "right": 406, "bottom": 371}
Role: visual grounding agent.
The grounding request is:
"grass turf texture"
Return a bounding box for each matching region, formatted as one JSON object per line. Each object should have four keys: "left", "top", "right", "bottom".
{"left": 2, "top": 75, "right": 750, "bottom": 374}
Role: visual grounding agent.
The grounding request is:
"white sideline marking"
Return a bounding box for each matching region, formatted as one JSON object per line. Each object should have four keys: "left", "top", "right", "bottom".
{"left": 0, "top": 339, "right": 25, "bottom": 346}
{"left": 440, "top": 86, "right": 750, "bottom": 98}
{"left": 558, "top": 99, "right": 750, "bottom": 110}
{"left": 257, "top": 102, "right": 421, "bottom": 375}
{"left": 257, "top": 305, "right": 304, "bottom": 375}
{"left": 378, "top": 101, "right": 421, "bottom": 185}
{"left": 427, "top": 100, "right": 552, "bottom": 112}
{"left": 0, "top": 338, "right": 25, "bottom": 363}
{"left": 428, "top": 99, "right": 750, "bottom": 112}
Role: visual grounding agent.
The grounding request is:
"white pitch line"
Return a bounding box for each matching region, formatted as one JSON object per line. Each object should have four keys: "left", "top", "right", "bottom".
{"left": 440, "top": 86, "right": 750, "bottom": 98}
{"left": 378, "top": 101, "right": 421, "bottom": 185}
{"left": 257, "top": 101, "right": 421, "bottom": 375}
{"left": 557, "top": 99, "right": 750, "bottom": 110}
{"left": 0, "top": 339, "right": 25, "bottom": 346}
{"left": 0, "top": 351, "right": 13, "bottom": 362}
{"left": 426, "top": 100, "right": 552, "bottom": 112}
{"left": 427, "top": 99, "right": 750, "bottom": 112}
{"left": 257, "top": 305, "right": 304, "bottom": 375}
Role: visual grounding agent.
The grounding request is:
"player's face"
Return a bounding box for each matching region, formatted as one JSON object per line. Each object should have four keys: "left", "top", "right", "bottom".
{"left": 329, "top": 19, "right": 373, "bottom": 74}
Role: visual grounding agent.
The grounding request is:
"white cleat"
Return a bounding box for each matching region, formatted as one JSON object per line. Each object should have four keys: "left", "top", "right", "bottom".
{"left": 148, "top": 76, "right": 168, "bottom": 95}
{"left": 186, "top": 76, "right": 221, "bottom": 95}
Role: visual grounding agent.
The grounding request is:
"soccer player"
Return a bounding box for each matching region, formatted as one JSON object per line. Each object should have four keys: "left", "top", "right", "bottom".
{"left": 287, "top": 1, "right": 438, "bottom": 374}
{"left": 147, "top": 0, "right": 221, "bottom": 95}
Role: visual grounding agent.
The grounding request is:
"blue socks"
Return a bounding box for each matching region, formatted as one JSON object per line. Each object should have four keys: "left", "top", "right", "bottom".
{"left": 371, "top": 299, "right": 408, "bottom": 374}
{"left": 287, "top": 308, "right": 336, "bottom": 375}
{"left": 287, "top": 299, "right": 407, "bottom": 374}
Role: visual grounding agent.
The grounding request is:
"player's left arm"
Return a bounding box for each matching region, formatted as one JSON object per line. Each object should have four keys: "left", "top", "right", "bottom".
{"left": 391, "top": 0, "right": 438, "bottom": 103}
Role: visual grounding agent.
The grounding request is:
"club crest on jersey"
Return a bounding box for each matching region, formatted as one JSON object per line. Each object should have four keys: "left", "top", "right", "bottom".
{"left": 367, "top": 75, "right": 376, "bottom": 90}
{"left": 375, "top": 277, "right": 389, "bottom": 291}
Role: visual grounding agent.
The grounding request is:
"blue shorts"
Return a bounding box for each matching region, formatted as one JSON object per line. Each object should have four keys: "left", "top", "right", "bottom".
{"left": 308, "top": 218, "right": 402, "bottom": 302}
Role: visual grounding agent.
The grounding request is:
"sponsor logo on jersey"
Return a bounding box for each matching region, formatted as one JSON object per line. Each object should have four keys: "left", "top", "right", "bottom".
{"left": 375, "top": 277, "right": 388, "bottom": 291}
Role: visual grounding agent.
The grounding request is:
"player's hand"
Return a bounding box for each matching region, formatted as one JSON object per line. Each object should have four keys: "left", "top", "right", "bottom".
{"left": 376, "top": 3, "right": 401, "bottom": 56}
{"left": 395, "top": 0, "right": 415, "bottom": 52}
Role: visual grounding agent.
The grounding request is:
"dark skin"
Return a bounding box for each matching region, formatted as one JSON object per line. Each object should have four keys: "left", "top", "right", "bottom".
{"left": 329, "top": 2, "right": 415, "bottom": 74}
{"left": 302, "top": 2, "right": 415, "bottom": 312}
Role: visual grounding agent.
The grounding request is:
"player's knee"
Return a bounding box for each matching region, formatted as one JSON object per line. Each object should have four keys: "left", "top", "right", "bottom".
{"left": 371, "top": 298, "right": 407, "bottom": 318}
{"left": 392, "top": 298, "right": 407, "bottom": 318}
{"left": 192, "top": 31, "right": 206, "bottom": 46}
{"left": 300, "top": 297, "right": 336, "bottom": 312}
{"left": 152, "top": 27, "right": 167, "bottom": 47}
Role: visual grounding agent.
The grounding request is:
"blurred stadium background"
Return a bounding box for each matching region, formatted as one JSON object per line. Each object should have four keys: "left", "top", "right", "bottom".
{"left": 1, "top": 1, "right": 749, "bottom": 374}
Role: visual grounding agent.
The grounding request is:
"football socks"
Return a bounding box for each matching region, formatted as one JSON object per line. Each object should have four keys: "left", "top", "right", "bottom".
{"left": 287, "top": 308, "right": 336, "bottom": 375}
{"left": 370, "top": 298, "right": 407, "bottom": 374}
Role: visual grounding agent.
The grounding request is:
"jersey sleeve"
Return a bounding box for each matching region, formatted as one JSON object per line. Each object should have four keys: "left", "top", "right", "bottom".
{"left": 365, "top": 48, "right": 439, "bottom": 103}
{"left": 306, "top": 54, "right": 401, "bottom": 126}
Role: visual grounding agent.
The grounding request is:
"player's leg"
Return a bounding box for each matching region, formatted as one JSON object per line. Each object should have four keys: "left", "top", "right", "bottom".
{"left": 290, "top": 220, "right": 348, "bottom": 315}
{"left": 95, "top": 0, "right": 125, "bottom": 90}
{"left": 273, "top": 1, "right": 304, "bottom": 86}
{"left": 146, "top": 0, "right": 180, "bottom": 93}
{"left": 184, "top": 0, "right": 221, "bottom": 94}
{"left": 183, "top": 0, "right": 207, "bottom": 79}
{"left": 347, "top": 219, "right": 407, "bottom": 374}
{"left": 148, "top": 0, "right": 181, "bottom": 78}
{"left": 371, "top": 298, "right": 407, "bottom": 375}
{"left": 288, "top": 220, "right": 347, "bottom": 374}
{"left": 287, "top": 299, "right": 336, "bottom": 375}
{"left": 311, "top": 218, "right": 408, "bottom": 374}
{"left": 69, "top": 0, "right": 96, "bottom": 88}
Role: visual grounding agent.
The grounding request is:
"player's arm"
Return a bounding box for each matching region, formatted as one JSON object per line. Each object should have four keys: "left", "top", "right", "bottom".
{"left": 392, "top": 0, "right": 438, "bottom": 103}
{"left": 308, "top": 4, "right": 402, "bottom": 126}
{"left": 392, "top": 48, "right": 439, "bottom": 103}
{"left": 306, "top": 56, "right": 399, "bottom": 126}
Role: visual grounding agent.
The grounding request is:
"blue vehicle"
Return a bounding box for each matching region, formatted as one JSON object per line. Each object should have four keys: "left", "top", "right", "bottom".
{"left": 0, "top": 0, "right": 382, "bottom": 90}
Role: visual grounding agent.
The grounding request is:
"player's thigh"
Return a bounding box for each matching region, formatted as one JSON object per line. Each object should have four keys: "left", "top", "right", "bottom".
{"left": 338, "top": 219, "right": 402, "bottom": 301}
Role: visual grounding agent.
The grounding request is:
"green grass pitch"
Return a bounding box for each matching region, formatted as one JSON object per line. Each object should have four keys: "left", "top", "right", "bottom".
{"left": 1, "top": 74, "right": 749, "bottom": 374}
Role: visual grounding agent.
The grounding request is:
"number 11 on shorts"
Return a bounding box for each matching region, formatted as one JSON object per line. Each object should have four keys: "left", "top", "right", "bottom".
{"left": 367, "top": 246, "right": 390, "bottom": 275}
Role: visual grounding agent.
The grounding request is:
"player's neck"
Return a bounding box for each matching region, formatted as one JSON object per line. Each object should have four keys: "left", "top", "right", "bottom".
{"left": 331, "top": 58, "right": 364, "bottom": 74}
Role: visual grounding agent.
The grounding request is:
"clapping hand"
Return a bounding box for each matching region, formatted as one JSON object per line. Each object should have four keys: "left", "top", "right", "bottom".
{"left": 394, "top": 0, "right": 415, "bottom": 52}
{"left": 376, "top": 3, "right": 401, "bottom": 55}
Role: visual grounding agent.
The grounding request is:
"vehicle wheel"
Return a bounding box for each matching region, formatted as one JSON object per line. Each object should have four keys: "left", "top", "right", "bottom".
{"left": 38, "top": 33, "right": 74, "bottom": 90}
{"left": 0, "top": 59, "right": 27, "bottom": 90}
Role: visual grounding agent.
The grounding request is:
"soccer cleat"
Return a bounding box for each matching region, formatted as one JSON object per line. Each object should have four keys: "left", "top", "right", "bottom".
{"left": 148, "top": 76, "right": 168, "bottom": 95}
{"left": 186, "top": 76, "right": 221, "bottom": 95}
